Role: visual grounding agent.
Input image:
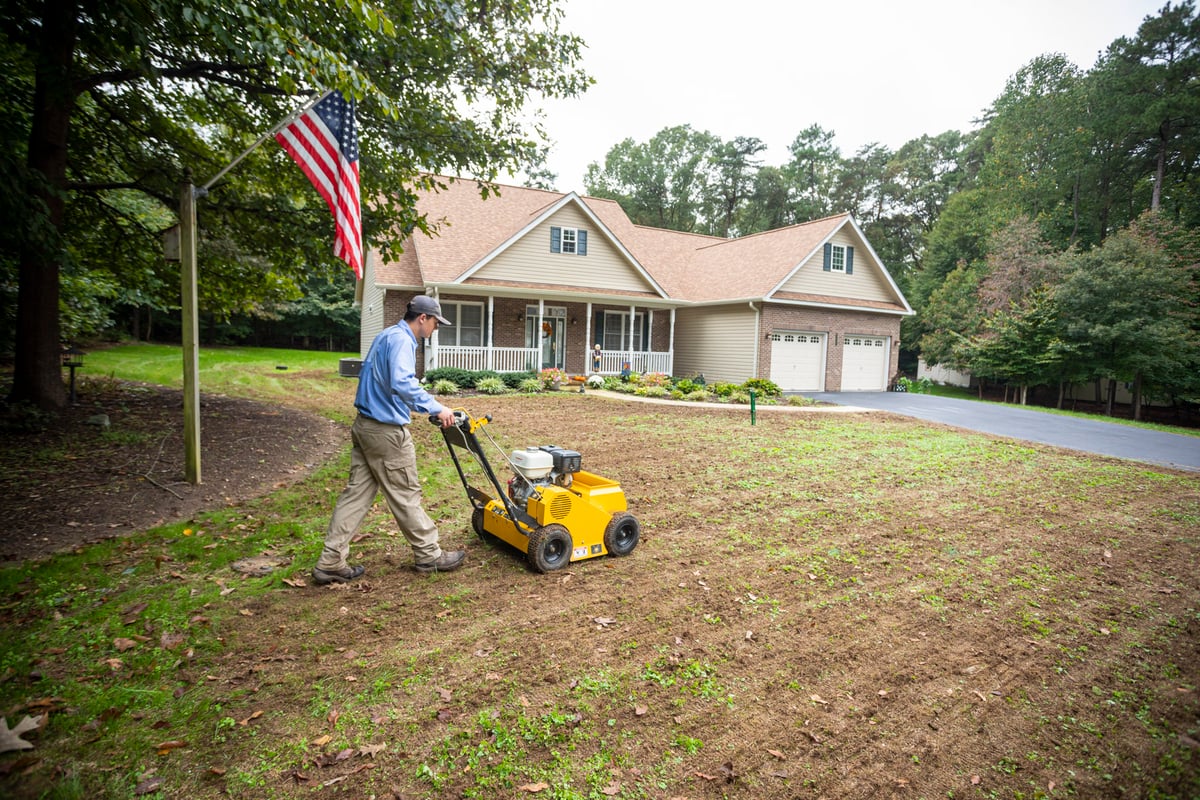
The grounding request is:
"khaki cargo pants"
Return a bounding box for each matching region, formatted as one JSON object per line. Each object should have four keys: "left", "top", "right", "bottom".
{"left": 316, "top": 414, "right": 443, "bottom": 570}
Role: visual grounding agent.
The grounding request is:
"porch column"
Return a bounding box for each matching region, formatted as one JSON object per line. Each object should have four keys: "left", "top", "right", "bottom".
{"left": 585, "top": 302, "right": 594, "bottom": 374}
{"left": 669, "top": 307, "right": 676, "bottom": 376}
{"left": 628, "top": 304, "right": 636, "bottom": 372}
{"left": 486, "top": 295, "right": 494, "bottom": 371}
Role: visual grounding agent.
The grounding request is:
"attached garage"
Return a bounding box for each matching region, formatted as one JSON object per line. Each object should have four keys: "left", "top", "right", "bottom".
{"left": 770, "top": 332, "right": 825, "bottom": 392}
{"left": 840, "top": 335, "right": 889, "bottom": 391}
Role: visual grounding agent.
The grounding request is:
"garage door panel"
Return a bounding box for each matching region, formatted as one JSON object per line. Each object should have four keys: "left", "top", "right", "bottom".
{"left": 770, "top": 332, "right": 825, "bottom": 392}
{"left": 841, "top": 336, "right": 889, "bottom": 391}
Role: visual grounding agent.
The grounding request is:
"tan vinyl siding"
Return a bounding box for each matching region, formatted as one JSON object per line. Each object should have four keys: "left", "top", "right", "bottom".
{"left": 781, "top": 230, "right": 896, "bottom": 303}
{"left": 672, "top": 305, "right": 759, "bottom": 384}
{"left": 473, "top": 206, "right": 654, "bottom": 293}
{"left": 359, "top": 254, "right": 386, "bottom": 355}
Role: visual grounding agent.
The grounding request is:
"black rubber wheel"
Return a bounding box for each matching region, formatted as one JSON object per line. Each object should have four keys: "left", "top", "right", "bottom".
{"left": 527, "top": 524, "right": 572, "bottom": 573}
{"left": 603, "top": 512, "right": 640, "bottom": 556}
{"left": 471, "top": 507, "right": 488, "bottom": 539}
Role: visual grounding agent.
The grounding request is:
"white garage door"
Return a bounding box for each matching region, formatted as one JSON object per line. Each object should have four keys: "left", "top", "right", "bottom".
{"left": 770, "top": 332, "right": 825, "bottom": 392}
{"left": 841, "top": 335, "right": 889, "bottom": 391}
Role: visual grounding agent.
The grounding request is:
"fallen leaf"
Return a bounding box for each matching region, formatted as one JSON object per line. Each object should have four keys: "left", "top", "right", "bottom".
{"left": 113, "top": 638, "right": 138, "bottom": 652}
{"left": 436, "top": 687, "right": 453, "bottom": 702}
{"left": 766, "top": 748, "right": 785, "bottom": 760}
{"left": 634, "top": 704, "right": 648, "bottom": 716}
{"left": 133, "top": 776, "right": 165, "bottom": 795}
{"left": 810, "top": 694, "right": 828, "bottom": 705}
{"left": 0, "top": 715, "right": 42, "bottom": 753}
{"left": 159, "top": 632, "right": 186, "bottom": 650}
{"left": 311, "top": 735, "right": 332, "bottom": 747}
{"left": 601, "top": 781, "right": 621, "bottom": 795}
{"left": 154, "top": 739, "right": 187, "bottom": 755}
{"left": 593, "top": 617, "right": 617, "bottom": 627}
{"left": 282, "top": 578, "right": 306, "bottom": 588}
{"left": 327, "top": 709, "right": 340, "bottom": 726}
{"left": 238, "top": 609, "right": 254, "bottom": 617}
{"left": 519, "top": 781, "right": 550, "bottom": 792}
{"left": 237, "top": 710, "right": 262, "bottom": 726}
{"left": 208, "top": 767, "right": 226, "bottom": 776}
{"left": 744, "top": 630, "right": 754, "bottom": 640}
{"left": 971, "top": 774, "right": 981, "bottom": 785}
{"left": 359, "top": 743, "right": 386, "bottom": 758}
{"left": 973, "top": 690, "right": 987, "bottom": 703}
{"left": 695, "top": 771, "right": 719, "bottom": 781}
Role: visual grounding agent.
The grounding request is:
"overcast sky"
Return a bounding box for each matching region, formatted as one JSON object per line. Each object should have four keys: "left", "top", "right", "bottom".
{"left": 533, "top": 0, "right": 1166, "bottom": 191}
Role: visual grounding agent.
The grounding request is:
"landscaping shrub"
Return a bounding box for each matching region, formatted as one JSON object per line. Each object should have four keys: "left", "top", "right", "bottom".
{"left": 726, "top": 390, "right": 751, "bottom": 404}
{"left": 635, "top": 385, "right": 669, "bottom": 398}
{"left": 518, "top": 377, "right": 543, "bottom": 394}
{"left": 431, "top": 379, "right": 460, "bottom": 395}
{"left": 586, "top": 374, "right": 605, "bottom": 388}
{"left": 425, "top": 367, "right": 476, "bottom": 388}
{"left": 673, "top": 377, "right": 701, "bottom": 394}
{"left": 710, "top": 382, "right": 740, "bottom": 398}
{"left": 502, "top": 371, "right": 535, "bottom": 389}
{"left": 475, "top": 377, "right": 509, "bottom": 395}
{"left": 684, "top": 389, "right": 712, "bottom": 402}
{"left": 741, "top": 378, "right": 782, "bottom": 397}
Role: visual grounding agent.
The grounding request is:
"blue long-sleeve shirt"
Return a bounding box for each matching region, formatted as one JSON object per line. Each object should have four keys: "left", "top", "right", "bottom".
{"left": 354, "top": 322, "right": 444, "bottom": 426}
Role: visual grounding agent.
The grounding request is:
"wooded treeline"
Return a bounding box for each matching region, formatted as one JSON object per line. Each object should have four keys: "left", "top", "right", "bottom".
{"left": 582, "top": 2, "right": 1200, "bottom": 416}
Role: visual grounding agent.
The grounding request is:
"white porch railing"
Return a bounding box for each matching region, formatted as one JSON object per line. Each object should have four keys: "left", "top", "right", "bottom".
{"left": 435, "top": 346, "right": 672, "bottom": 376}
{"left": 435, "top": 346, "right": 540, "bottom": 372}
{"left": 599, "top": 352, "right": 673, "bottom": 375}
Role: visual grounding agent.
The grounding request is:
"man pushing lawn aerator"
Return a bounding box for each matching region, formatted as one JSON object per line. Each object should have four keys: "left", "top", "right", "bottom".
{"left": 312, "top": 295, "right": 465, "bottom": 585}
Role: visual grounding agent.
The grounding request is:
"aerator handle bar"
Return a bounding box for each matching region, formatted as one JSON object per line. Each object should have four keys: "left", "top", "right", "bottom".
{"left": 431, "top": 411, "right": 531, "bottom": 529}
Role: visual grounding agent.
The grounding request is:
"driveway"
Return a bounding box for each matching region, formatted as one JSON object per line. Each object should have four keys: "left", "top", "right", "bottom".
{"left": 807, "top": 392, "right": 1200, "bottom": 472}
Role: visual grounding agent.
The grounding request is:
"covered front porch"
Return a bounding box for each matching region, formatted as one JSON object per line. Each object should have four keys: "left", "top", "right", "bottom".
{"left": 423, "top": 294, "right": 675, "bottom": 377}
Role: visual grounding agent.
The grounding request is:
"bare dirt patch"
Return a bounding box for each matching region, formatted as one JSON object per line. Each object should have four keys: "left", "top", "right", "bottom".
{"left": 0, "top": 380, "right": 345, "bottom": 563}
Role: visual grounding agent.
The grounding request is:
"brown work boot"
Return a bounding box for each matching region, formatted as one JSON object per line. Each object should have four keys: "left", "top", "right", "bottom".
{"left": 312, "top": 564, "right": 365, "bottom": 585}
{"left": 414, "top": 550, "right": 465, "bottom": 574}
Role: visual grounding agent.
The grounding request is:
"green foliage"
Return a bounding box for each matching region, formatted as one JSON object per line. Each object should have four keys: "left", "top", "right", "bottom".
{"left": 634, "top": 385, "right": 669, "bottom": 398}
{"left": 672, "top": 378, "right": 701, "bottom": 394}
{"left": 517, "top": 377, "right": 543, "bottom": 394}
{"left": 896, "top": 376, "right": 933, "bottom": 394}
{"left": 474, "top": 377, "right": 509, "bottom": 395}
{"left": 425, "top": 367, "right": 478, "bottom": 389}
{"left": 501, "top": 371, "right": 536, "bottom": 389}
{"left": 709, "top": 382, "right": 740, "bottom": 398}
{"left": 741, "top": 377, "right": 782, "bottom": 397}
{"left": 431, "top": 379, "right": 460, "bottom": 395}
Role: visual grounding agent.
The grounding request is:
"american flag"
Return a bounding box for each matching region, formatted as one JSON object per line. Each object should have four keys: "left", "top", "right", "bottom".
{"left": 275, "top": 91, "right": 363, "bottom": 279}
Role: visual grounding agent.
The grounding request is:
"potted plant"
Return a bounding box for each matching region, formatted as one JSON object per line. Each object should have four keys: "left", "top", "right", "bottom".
{"left": 539, "top": 367, "right": 566, "bottom": 390}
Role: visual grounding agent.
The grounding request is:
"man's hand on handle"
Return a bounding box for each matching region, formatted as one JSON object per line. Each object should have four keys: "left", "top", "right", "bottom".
{"left": 434, "top": 407, "right": 456, "bottom": 428}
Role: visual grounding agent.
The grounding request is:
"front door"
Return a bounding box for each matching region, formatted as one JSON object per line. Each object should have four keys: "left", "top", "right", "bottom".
{"left": 527, "top": 306, "right": 567, "bottom": 371}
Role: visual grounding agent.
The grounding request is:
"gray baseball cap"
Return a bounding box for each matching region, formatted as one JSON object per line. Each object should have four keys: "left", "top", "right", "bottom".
{"left": 408, "top": 295, "right": 452, "bottom": 326}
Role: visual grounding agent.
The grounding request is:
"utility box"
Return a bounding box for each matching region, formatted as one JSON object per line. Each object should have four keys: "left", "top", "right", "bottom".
{"left": 338, "top": 357, "right": 363, "bottom": 378}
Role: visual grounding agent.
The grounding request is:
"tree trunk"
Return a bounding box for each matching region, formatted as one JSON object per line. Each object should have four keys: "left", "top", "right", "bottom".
{"left": 1056, "top": 380, "right": 1065, "bottom": 410}
{"left": 1019, "top": 384, "right": 1028, "bottom": 406}
{"left": 1152, "top": 122, "right": 1168, "bottom": 211}
{"left": 1132, "top": 370, "right": 1143, "bottom": 422}
{"left": 1105, "top": 378, "right": 1117, "bottom": 417}
{"left": 9, "top": 0, "right": 78, "bottom": 411}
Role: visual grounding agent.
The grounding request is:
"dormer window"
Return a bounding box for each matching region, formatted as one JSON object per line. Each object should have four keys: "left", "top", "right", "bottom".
{"left": 550, "top": 226, "right": 588, "bottom": 256}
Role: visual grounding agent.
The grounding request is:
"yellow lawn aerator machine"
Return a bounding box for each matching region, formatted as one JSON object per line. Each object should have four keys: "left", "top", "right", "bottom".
{"left": 433, "top": 410, "right": 640, "bottom": 573}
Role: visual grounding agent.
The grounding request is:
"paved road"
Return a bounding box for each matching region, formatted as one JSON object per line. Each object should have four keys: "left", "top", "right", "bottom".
{"left": 807, "top": 392, "right": 1200, "bottom": 472}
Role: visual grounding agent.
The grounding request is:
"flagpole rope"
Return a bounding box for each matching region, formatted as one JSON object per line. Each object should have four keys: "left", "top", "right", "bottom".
{"left": 198, "top": 90, "right": 330, "bottom": 195}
